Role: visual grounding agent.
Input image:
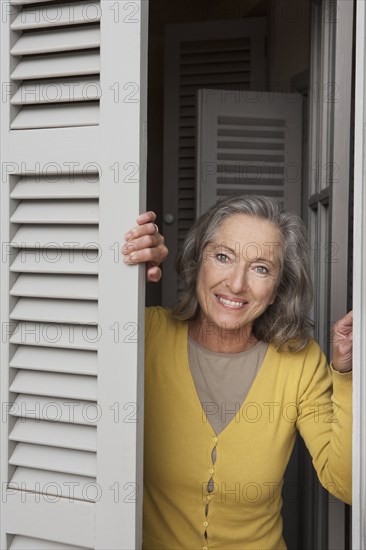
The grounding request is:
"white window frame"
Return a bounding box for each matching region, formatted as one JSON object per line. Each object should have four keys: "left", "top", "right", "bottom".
{"left": 353, "top": 1, "right": 366, "bottom": 546}
{"left": 308, "top": 1, "right": 354, "bottom": 547}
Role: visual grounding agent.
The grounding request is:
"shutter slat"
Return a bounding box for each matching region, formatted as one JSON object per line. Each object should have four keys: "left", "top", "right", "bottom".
{"left": 218, "top": 128, "right": 286, "bottom": 139}
{"left": 217, "top": 184, "right": 284, "bottom": 193}
{"left": 10, "top": 394, "right": 99, "bottom": 425}
{"left": 10, "top": 322, "right": 99, "bottom": 350}
{"left": 11, "top": 177, "right": 99, "bottom": 199}
{"left": 218, "top": 116, "right": 286, "bottom": 127}
{"left": 217, "top": 135, "right": 285, "bottom": 145}
{"left": 218, "top": 125, "right": 286, "bottom": 134}
{"left": 217, "top": 161, "right": 284, "bottom": 173}
{"left": 181, "top": 72, "right": 250, "bottom": 86}
{"left": 217, "top": 143, "right": 286, "bottom": 154}
{"left": 11, "top": 200, "right": 99, "bottom": 224}
{"left": 11, "top": 1, "right": 101, "bottom": 31}
{"left": 180, "top": 61, "right": 250, "bottom": 76}
{"left": 11, "top": 274, "right": 98, "bottom": 300}
{"left": 12, "top": 225, "right": 99, "bottom": 249}
{"left": 12, "top": 77, "right": 101, "bottom": 105}
{"left": 217, "top": 176, "right": 283, "bottom": 186}
{"left": 11, "top": 0, "right": 59, "bottom": 4}
{"left": 181, "top": 37, "right": 250, "bottom": 53}
{"left": 11, "top": 102, "right": 99, "bottom": 130}
{"left": 9, "top": 443, "right": 96, "bottom": 477}
{"left": 10, "top": 419, "right": 97, "bottom": 452}
{"left": 10, "top": 297, "right": 98, "bottom": 325}
{"left": 181, "top": 50, "right": 251, "bottom": 65}
{"left": 9, "top": 467, "right": 96, "bottom": 502}
{"left": 216, "top": 189, "right": 284, "bottom": 203}
{"left": 11, "top": 51, "right": 100, "bottom": 80}
{"left": 10, "top": 534, "right": 90, "bottom": 550}
{"left": 217, "top": 152, "right": 285, "bottom": 163}
{"left": 10, "top": 346, "right": 98, "bottom": 376}
{"left": 11, "top": 26, "right": 100, "bottom": 56}
{"left": 180, "top": 82, "right": 249, "bottom": 96}
{"left": 11, "top": 250, "right": 99, "bottom": 274}
{"left": 10, "top": 370, "right": 97, "bottom": 401}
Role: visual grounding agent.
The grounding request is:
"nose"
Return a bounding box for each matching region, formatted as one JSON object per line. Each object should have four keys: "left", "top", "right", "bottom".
{"left": 226, "top": 264, "right": 248, "bottom": 294}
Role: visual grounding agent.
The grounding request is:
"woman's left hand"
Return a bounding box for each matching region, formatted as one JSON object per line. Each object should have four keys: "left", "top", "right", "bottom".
{"left": 123, "top": 211, "right": 168, "bottom": 283}
{"left": 332, "top": 310, "right": 353, "bottom": 373}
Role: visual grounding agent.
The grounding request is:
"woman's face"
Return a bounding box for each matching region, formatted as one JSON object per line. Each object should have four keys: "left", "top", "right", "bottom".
{"left": 195, "top": 214, "right": 282, "bottom": 343}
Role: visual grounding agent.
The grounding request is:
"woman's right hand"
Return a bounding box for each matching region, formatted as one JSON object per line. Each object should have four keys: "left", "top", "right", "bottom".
{"left": 123, "top": 211, "right": 168, "bottom": 282}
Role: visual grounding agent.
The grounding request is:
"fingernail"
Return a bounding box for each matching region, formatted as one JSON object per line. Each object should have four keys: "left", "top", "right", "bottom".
{"left": 124, "top": 255, "right": 131, "bottom": 263}
{"left": 124, "top": 232, "right": 131, "bottom": 240}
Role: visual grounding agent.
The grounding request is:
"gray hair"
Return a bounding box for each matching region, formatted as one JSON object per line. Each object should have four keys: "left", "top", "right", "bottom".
{"left": 172, "top": 195, "right": 314, "bottom": 352}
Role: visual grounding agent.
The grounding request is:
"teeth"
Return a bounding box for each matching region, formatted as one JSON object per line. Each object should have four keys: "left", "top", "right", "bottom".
{"left": 218, "top": 296, "right": 244, "bottom": 307}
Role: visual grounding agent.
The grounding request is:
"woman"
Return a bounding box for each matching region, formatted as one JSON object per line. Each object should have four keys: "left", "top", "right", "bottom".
{"left": 124, "top": 196, "right": 352, "bottom": 550}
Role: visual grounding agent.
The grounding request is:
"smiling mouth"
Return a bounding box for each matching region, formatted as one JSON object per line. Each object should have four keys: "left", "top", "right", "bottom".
{"left": 215, "top": 294, "right": 248, "bottom": 309}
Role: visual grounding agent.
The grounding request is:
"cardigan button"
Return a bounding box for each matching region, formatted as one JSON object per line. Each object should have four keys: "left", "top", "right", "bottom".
{"left": 208, "top": 468, "right": 214, "bottom": 475}
{"left": 203, "top": 546, "right": 208, "bottom": 550}
{"left": 212, "top": 436, "right": 218, "bottom": 443}
{"left": 203, "top": 521, "right": 208, "bottom": 527}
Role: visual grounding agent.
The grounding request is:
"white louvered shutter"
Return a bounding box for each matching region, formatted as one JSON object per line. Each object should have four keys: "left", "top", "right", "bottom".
{"left": 196, "top": 90, "right": 303, "bottom": 216}
{"left": 1, "top": 1, "right": 147, "bottom": 549}
{"left": 162, "top": 18, "right": 266, "bottom": 307}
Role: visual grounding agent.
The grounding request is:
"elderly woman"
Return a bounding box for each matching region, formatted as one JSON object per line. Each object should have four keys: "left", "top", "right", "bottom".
{"left": 124, "top": 196, "right": 352, "bottom": 550}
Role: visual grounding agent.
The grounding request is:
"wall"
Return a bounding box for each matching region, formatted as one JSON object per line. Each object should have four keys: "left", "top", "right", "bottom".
{"left": 269, "top": 0, "right": 310, "bottom": 86}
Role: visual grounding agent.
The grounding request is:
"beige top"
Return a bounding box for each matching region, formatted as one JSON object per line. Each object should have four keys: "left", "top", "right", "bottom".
{"left": 187, "top": 336, "right": 268, "bottom": 435}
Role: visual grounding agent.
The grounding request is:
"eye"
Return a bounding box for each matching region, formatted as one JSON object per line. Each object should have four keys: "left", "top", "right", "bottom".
{"left": 216, "top": 253, "right": 229, "bottom": 263}
{"left": 254, "top": 265, "right": 269, "bottom": 275}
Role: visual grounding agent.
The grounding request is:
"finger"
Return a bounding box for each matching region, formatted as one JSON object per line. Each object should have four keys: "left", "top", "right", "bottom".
{"left": 136, "top": 211, "right": 157, "bottom": 225}
{"left": 124, "top": 245, "right": 167, "bottom": 265}
{"left": 146, "top": 266, "right": 162, "bottom": 283}
{"left": 340, "top": 310, "right": 353, "bottom": 325}
{"left": 333, "top": 311, "right": 353, "bottom": 335}
{"left": 122, "top": 234, "right": 160, "bottom": 255}
{"left": 124, "top": 222, "right": 160, "bottom": 241}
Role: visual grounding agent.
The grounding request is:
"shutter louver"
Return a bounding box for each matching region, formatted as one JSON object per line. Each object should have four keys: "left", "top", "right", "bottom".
{"left": 12, "top": 1, "right": 100, "bottom": 30}
{"left": 11, "top": 250, "right": 99, "bottom": 274}
{"left": 10, "top": 395, "right": 98, "bottom": 425}
{"left": 9, "top": 370, "right": 97, "bottom": 399}
{"left": 10, "top": 535, "right": 90, "bottom": 550}
{"left": 9, "top": 467, "right": 96, "bottom": 501}
{"left": 10, "top": 274, "right": 98, "bottom": 300}
{"left": 11, "top": 225, "right": 98, "bottom": 248}
{"left": 10, "top": 346, "right": 97, "bottom": 375}
{"left": 7, "top": 171, "right": 99, "bottom": 511}
{"left": 10, "top": 0, "right": 101, "bottom": 129}
{"left": 9, "top": 443, "right": 96, "bottom": 477}
{"left": 10, "top": 321, "right": 99, "bottom": 349}
{"left": 10, "top": 418, "right": 97, "bottom": 451}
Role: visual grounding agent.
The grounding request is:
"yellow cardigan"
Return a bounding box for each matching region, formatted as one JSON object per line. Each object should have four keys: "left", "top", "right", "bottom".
{"left": 143, "top": 307, "right": 352, "bottom": 550}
